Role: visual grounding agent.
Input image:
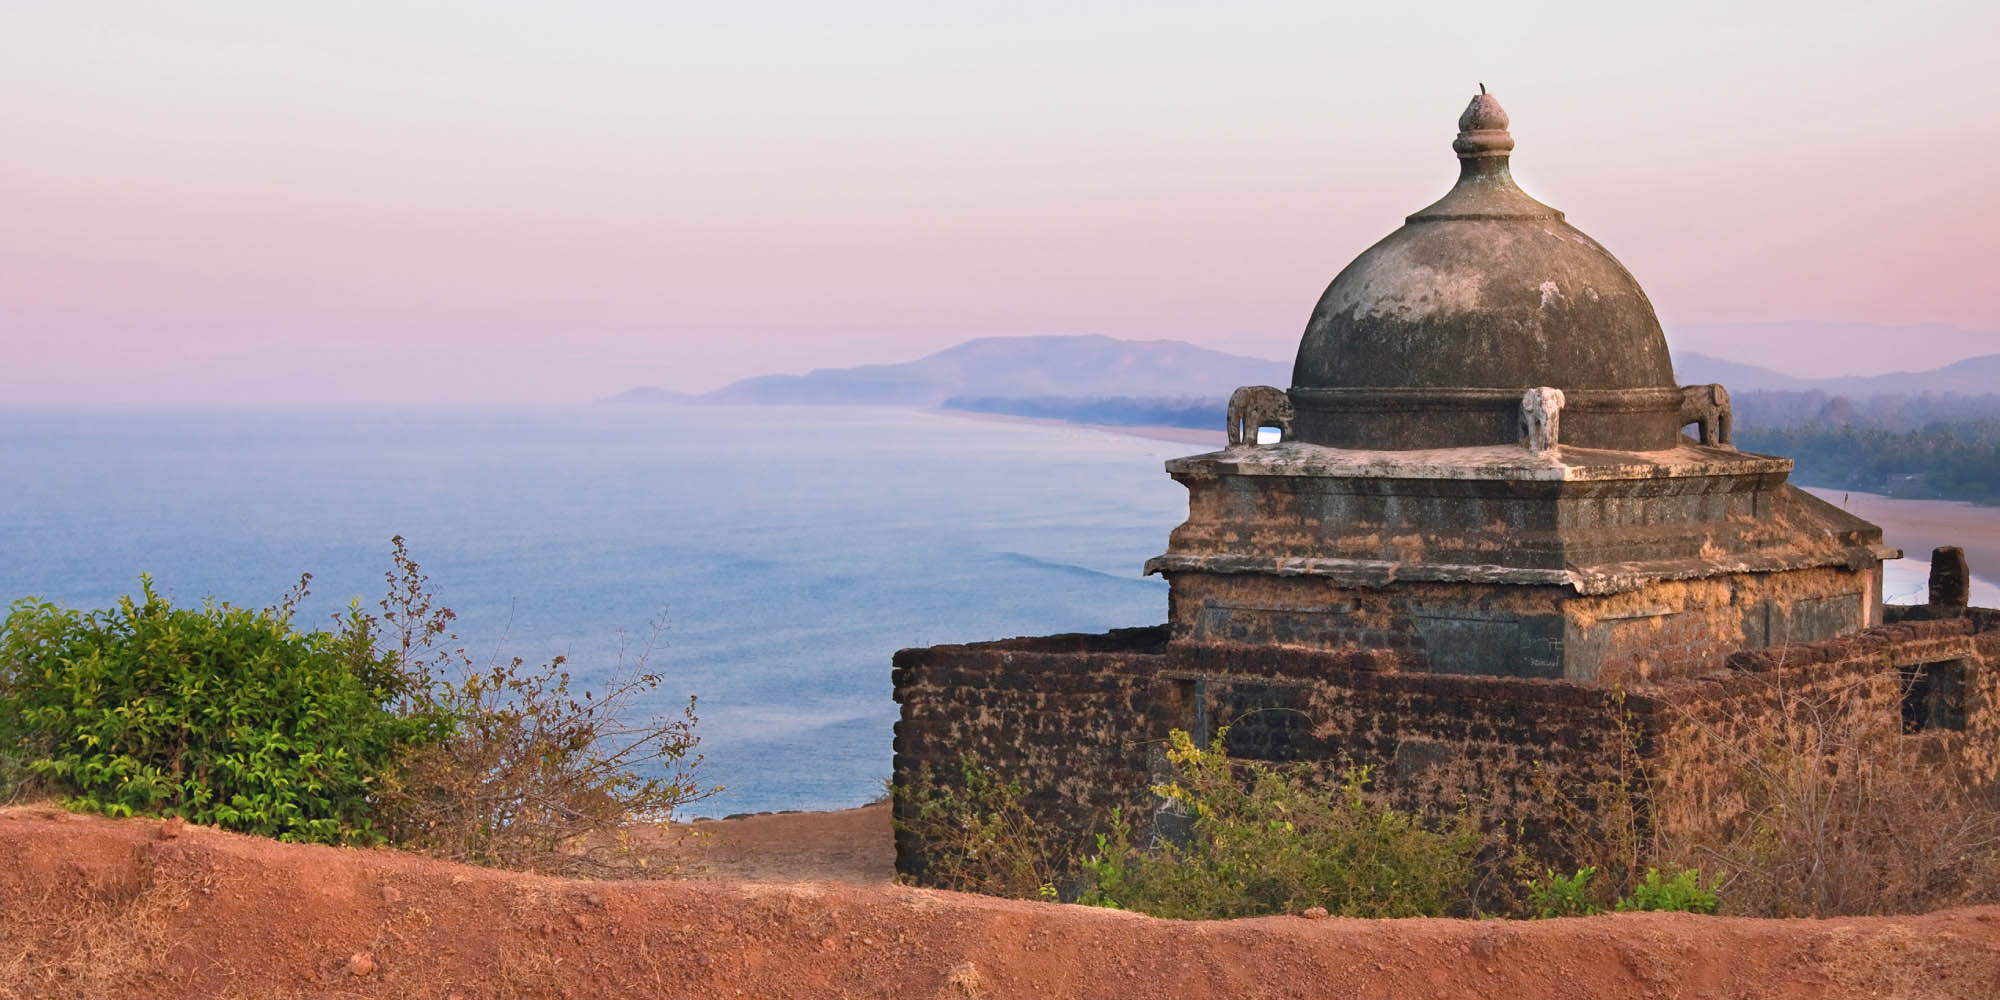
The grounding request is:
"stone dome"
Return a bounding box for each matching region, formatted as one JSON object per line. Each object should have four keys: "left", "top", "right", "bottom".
{"left": 1287, "top": 92, "right": 1685, "bottom": 451}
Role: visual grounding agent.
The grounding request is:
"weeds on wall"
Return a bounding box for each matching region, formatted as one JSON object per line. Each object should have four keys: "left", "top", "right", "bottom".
{"left": 1079, "top": 729, "right": 1484, "bottom": 919}
{"left": 1616, "top": 867, "right": 1720, "bottom": 914}
{"left": 1525, "top": 689, "right": 1657, "bottom": 911}
{"left": 892, "top": 755, "right": 1064, "bottom": 899}
{"left": 1657, "top": 666, "right": 2000, "bottom": 917}
{"left": 0, "top": 538, "right": 713, "bottom": 875}
{"left": 1524, "top": 659, "right": 2000, "bottom": 917}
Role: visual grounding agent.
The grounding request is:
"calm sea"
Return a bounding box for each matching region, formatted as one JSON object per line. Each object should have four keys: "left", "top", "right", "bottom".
{"left": 1, "top": 405, "right": 1985, "bottom": 815}
{"left": 0, "top": 405, "right": 1187, "bottom": 816}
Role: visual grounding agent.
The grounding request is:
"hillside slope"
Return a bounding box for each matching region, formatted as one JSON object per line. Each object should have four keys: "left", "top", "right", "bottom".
{"left": 699, "top": 335, "right": 1290, "bottom": 406}
{"left": 6, "top": 805, "right": 2000, "bottom": 999}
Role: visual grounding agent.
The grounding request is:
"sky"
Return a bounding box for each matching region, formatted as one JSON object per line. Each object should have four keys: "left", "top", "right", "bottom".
{"left": 3, "top": 0, "right": 1997, "bottom": 406}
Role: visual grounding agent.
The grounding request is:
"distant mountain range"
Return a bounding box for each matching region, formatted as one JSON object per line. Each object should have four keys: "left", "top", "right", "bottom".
{"left": 1675, "top": 352, "right": 2000, "bottom": 396}
{"left": 600, "top": 386, "right": 694, "bottom": 404}
{"left": 607, "top": 335, "right": 1289, "bottom": 406}
{"left": 1668, "top": 321, "right": 1995, "bottom": 380}
{"left": 607, "top": 334, "right": 1998, "bottom": 407}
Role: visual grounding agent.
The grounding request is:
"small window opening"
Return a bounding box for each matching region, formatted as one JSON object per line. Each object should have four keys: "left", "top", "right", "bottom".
{"left": 1255, "top": 424, "right": 1283, "bottom": 445}
{"left": 1900, "top": 659, "right": 1968, "bottom": 733}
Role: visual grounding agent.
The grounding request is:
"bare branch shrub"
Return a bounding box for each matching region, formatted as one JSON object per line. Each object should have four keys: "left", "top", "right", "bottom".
{"left": 1526, "top": 690, "right": 1656, "bottom": 911}
{"left": 893, "top": 755, "right": 1063, "bottom": 899}
{"left": 357, "top": 537, "right": 716, "bottom": 876}
{"left": 1654, "top": 664, "right": 2000, "bottom": 916}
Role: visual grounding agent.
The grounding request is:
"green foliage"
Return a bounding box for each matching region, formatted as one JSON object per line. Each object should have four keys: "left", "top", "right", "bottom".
{"left": 1525, "top": 867, "right": 1602, "bottom": 918}
{"left": 1615, "top": 867, "right": 1719, "bottom": 914}
{"left": 0, "top": 576, "right": 445, "bottom": 844}
{"left": 892, "top": 755, "right": 1060, "bottom": 899}
{"left": 1079, "top": 729, "right": 1483, "bottom": 919}
{"left": 1735, "top": 414, "right": 2000, "bottom": 504}
{"left": 0, "top": 538, "right": 712, "bottom": 874}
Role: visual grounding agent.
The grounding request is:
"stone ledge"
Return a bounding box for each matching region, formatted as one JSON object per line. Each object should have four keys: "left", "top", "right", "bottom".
{"left": 1165, "top": 441, "right": 1790, "bottom": 482}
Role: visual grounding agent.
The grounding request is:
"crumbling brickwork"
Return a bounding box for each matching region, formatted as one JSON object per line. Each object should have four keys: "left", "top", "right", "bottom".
{"left": 891, "top": 609, "right": 2000, "bottom": 882}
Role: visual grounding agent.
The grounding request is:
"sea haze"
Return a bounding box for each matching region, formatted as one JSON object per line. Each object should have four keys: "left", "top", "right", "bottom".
{"left": 2, "top": 405, "right": 1989, "bottom": 815}
{"left": 0, "top": 406, "right": 1186, "bottom": 816}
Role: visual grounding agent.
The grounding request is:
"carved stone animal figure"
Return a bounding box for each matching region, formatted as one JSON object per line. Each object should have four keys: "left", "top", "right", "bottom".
{"left": 1518, "top": 386, "right": 1565, "bottom": 455}
{"left": 1679, "top": 383, "right": 1733, "bottom": 446}
{"left": 1226, "top": 386, "right": 1294, "bottom": 446}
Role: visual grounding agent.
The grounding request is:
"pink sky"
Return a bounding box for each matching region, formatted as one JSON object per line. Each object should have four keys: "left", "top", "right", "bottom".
{"left": 3, "top": 1, "right": 1996, "bottom": 405}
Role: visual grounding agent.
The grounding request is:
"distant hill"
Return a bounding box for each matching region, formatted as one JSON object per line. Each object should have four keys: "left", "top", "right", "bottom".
{"left": 1673, "top": 353, "right": 1811, "bottom": 392}
{"left": 695, "top": 335, "right": 1290, "bottom": 406}
{"left": 1668, "top": 321, "right": 1997, "bottom": 379}
{"left": 605, "top": 335, "right": 1997, "bottom": 408}
{"left": 1676, "top": 352, "right": 2000, "bottom": 396}
{"left": 601, "top": 386, "right": 694, "bottom": 405}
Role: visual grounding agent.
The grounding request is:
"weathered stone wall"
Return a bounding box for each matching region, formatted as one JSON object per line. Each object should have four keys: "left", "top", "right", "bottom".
{"left": 889, "top": 627, "right": 1179, "bottom": 878}
{"left": 1166, "top": 575, "right": 1570, "bottom": 677}
{"left": 1167, "top": 564, "right": 1875, "bottom": 684}
{"left": 1569, "top": 565, "right": 1876, "bottom": 687}
{"left": 1160, "top": 641, "right": 1637, "bottom": 852}
{"left": 892, "top": 629, "right": 1642, "bottom": 878}
{"left": 892, "top": 611, "right": 2000, "bottom": 883}
{"left": 1641, "top": 614, "right": 2000, "bottom": 847}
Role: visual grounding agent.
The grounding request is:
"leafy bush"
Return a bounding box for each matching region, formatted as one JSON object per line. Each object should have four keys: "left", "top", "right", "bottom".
{"left": 1080, "top": 729, "right": 1483, "bottom": 919}
{"left": 1525, "top": 867, "right": 1601, "bottom": 918}
{"left": 1615, "top": 867, "right": 1719, "bottom": 914}
{"left": 0, "top": 538, "right": 714, "bottom": 874}
{"left": 0, "top": 577, "right": 444, "bottom": 844}
{"left": 892, "top": 754, "right": 1061, "bottom": 899}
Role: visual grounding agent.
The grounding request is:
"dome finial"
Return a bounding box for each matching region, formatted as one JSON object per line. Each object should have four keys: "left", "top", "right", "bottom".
{"left": 1454, "top": 88, "right": 1514, "bottom": 159}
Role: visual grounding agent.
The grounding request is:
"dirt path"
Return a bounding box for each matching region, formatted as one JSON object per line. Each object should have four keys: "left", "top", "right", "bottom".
{"left": 7, "top": 805, "right": 2000, "bottom": 999}
{"left": 667, "top": 804, "right": 895, "bottom": 883}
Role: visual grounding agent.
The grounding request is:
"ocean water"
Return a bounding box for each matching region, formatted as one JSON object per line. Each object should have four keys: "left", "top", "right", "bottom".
{"left": 3, "top": 406, "right": 1991, "bottom": 816}
{"left": 0, "top": 405, "right": 1187, "bottom": 816}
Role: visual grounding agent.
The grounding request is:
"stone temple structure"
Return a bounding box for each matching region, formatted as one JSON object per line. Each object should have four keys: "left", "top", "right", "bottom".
{"left": 892, "top": 92, "right": 2000, "bottom": 877}
{"left": 1151, "top": 90, "right": 1894, "bottom": 685}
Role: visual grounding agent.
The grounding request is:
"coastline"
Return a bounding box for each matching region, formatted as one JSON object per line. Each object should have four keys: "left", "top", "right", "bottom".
{"left": 1804, "top": 487, "right": 2000, "bottom": 591}
{"left": 927, "top": 407, "right": 1227, "bottom": 448}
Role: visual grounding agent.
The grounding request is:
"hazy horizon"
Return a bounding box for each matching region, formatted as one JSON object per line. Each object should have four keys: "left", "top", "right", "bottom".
{"left": 6, "top": 2, "right": 1997, "bottom": 406}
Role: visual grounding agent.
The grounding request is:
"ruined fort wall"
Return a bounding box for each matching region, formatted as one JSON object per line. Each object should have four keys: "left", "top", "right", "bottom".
{"left": 889, "top": 627, "right": 1180, "bottom": 875}
{"left": 1637, "top": 615, "right": 1999, "bottom": 847}
{"left": 891, "top": 629, "right": 1641, "bottom": 877}
{"left": 892, "top": 613, "right": 2000, "bottom": 882}
{"left": 1159, "top": 642, "right": 1636, "bottom": 849}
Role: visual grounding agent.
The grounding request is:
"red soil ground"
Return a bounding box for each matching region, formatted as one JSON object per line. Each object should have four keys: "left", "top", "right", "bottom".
{"left": 5, "top": 803, "right": 2000, "bottom": 999}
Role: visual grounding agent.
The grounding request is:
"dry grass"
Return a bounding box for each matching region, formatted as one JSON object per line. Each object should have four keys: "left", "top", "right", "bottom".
{"left": 0, "top": 844, "right": 197, "bottom": 1000}
{"left": 1658, "top": 666, "right": 2000, "bottom": 917}
{"left": 361, "top": 538, "right": 715, "bottom": 878}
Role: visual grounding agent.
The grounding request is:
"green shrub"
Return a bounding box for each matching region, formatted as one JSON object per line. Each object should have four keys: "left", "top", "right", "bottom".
{"left": 1615, "top": 866, "right": 1719, "bottom": 914}
{"left": 1525, "top": 867, "right": 1602, "bottom": 918}
{"left": 892, "top": 754, "right": 1061, "bottom": 899}
{"left": 1079, "top": 729, "right": 1483, "bottom": 919}
{"left": 0, "top": 539, "right": 713, "bottom": 874}
{"left": 0, "top": 577, "right": 445, "bottom": 844}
